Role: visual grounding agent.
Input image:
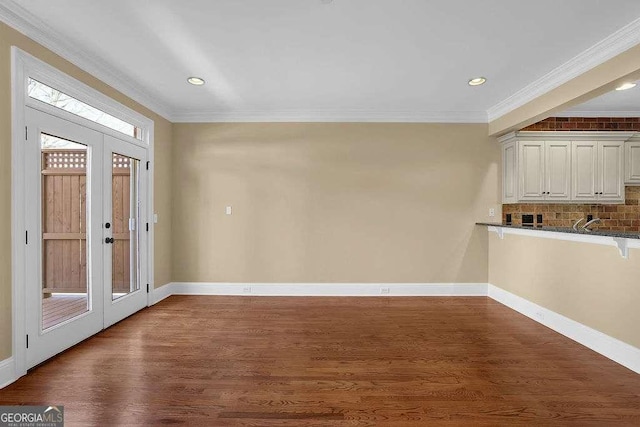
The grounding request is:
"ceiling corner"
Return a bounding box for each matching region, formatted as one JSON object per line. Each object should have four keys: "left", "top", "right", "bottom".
{"left": 0, "top": 0, "right": 175, "bottom": 121}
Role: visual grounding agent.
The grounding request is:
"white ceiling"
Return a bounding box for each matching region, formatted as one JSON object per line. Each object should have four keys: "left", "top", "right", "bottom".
{"left": 560, "top": 80, "right": 640, "bottom": 117}
{"left": 2, "top": 0, "right": 640, "bottom": 122}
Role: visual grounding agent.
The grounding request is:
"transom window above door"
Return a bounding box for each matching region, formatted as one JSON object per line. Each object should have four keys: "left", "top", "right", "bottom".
{"left": 28, "top": 78, "right": 143, "bottom": 140}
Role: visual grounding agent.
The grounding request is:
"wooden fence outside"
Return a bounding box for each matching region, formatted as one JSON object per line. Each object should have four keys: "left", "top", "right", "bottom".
{"left": 41, "top": 149, "right": 135, "bottom": 295}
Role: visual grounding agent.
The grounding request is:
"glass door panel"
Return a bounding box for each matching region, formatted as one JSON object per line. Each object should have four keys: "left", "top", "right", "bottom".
{"left": 111, "top": 153, "right": 140, "bottom": 301}
{"left": 40, "top": 135, "right": 90, "bottom": 329}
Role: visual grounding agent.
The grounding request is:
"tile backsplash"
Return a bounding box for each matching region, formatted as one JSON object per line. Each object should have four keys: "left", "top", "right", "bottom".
{"left": 503, "top": 186, "right": 640, "bottom": 232}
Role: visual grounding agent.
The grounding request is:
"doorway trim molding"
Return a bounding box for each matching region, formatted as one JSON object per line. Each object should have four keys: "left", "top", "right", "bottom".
{"left": 10, "top": 47, "right": 155, "bottom": 380}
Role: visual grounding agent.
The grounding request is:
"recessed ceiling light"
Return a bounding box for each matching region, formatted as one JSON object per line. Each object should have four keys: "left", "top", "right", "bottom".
{"left": 187, "top": 77, "right": 205, "bottom": 86}
{"left": 468, "top": 77, "right": 487, "bottom": 86}
{"left": 615, "top": 82, "right": 636, "bottom": 91}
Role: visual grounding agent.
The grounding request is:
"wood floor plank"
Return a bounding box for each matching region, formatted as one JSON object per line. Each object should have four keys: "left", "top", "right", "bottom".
{"left": 1, "top": 296, "right": 639, "bottom": 426}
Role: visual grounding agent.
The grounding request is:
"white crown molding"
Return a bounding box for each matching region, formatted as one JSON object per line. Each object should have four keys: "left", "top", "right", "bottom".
{"left": 0, "top": 1, "right": 174, "bottom": 120}
{"left": 171, "top": 110, "right": 489, "bottom": 123}
{"left": 0, "top": 1, "right": 487, "bottom": 125}
{"left": 487, "top": 17, "right": 640, "bottom": 122}
{"left": 555, "top": 110, "right": 640, "bottom": 118}
{"left": 2, "top": 0, "right": 639, "bottom": 125}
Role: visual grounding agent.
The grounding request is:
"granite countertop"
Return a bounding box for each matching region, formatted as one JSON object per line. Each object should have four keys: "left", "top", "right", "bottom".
{"left": 476, "top": 222, "right": 640, "bottom": 240}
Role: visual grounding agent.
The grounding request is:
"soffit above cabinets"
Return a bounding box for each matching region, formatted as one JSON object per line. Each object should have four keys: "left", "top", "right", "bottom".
{"left": 558, "top": 80, "right": 640, "bottom": 118}
{"left": 2, "top": 0, "right": 640, "bottom": 122}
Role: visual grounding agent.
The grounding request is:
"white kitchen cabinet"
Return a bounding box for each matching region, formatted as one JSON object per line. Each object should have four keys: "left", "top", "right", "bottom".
{"left": 502, "top": 140, "right": 518, "bottom": 203}
{"left": 545, "top": 141, "right": 571, "bottom": 201}
{"left": 598, "top": 141, "right": 624, "bottom": 201}
{"left": 572, "top": 141, "right": 598, "bottom": 200}
{"left": 625, "top": 139, "right": 640, "bottom": 184}
{"left": 571, "top": 141, "right": 623, "bottom": 202}
{"left": 500, "top": 131, "right": 633, "bottom": 204}
{"left": 518, "top": 141, "right": 545, "bottom": 201}
{"left": 517, "top": 141, "right": 570, "bottom": 202}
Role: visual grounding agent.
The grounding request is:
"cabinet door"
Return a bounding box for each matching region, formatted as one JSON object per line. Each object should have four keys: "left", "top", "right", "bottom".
{"left": 519, "top": 141, "right": 545, "bottom": 201}
{"left": 572, "top": 141, "right": 597, "bottom": 201}
{"left": 625, "top": 140, "right": 640, "bottom": 184}
{"left": 502, "top": 141, "right": 518, "bottom": 203}
{"left": 599, "top": 141, "right": 624, "bottom": 202}
{"left": 545, "top": 141, "right": 571, "bottom": 200}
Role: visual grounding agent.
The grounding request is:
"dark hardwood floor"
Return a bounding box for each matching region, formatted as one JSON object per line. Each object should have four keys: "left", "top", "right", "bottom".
{"left": 1, "top": 296, "right": 639, "bottom": 426}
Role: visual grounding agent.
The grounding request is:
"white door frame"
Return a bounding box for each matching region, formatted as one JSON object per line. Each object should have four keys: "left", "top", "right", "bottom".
{"left": 10, "top": 47, "right": 155, "bottom": 378}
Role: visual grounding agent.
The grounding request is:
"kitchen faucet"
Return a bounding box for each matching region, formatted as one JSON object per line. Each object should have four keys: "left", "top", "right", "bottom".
{"left": 572, "top": 218, "right": 585, "bottom": 231}
{"left": 582, "top": 218, "right": 601, "bottom": 232}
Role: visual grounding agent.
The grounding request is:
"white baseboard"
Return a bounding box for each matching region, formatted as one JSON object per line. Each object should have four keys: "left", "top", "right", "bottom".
{"left": 0, "top": 357, "right": 16, "bottom": 389}
{"left": 159, "top": 282, "right": 489, "bottom": 297}
{"left": 151, "top": 282, "right": 174, "bottom": 305}
{"left": 488, "top": 284, "right": 640, "bottom": 375}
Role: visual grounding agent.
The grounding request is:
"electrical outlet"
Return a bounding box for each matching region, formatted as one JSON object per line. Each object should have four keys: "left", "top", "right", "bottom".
{"left": 242, "top": 286, "right": 251, "bottom": 294}
{"left": 226, "top": 206, "right": 232, "bottom": 215}
{"left": 489, "top": 208, "right": 495, "bottom": 217}
{"left": 380, "top": 287, "right": 390, "bottom": 295}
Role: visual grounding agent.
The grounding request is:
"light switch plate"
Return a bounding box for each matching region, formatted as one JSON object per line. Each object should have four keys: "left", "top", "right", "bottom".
{"left": 225, "top": 206, "right": 232, "bottom": 215}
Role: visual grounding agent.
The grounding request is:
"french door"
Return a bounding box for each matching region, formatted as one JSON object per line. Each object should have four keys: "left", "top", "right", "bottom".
{"left": 24, "top": 107, "right": 148, "bottom": 368}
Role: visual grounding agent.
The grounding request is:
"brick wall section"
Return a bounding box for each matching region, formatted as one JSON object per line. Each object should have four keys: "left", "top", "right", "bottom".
{"left": 522, "top": 117, "right": 640, "bottom": 131}
{"left": 503, "top": 187, "right": 640, "bottom": 232}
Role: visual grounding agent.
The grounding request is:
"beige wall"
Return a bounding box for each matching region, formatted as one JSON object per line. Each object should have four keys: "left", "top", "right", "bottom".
{"left": 172, "top": 123, "right": 500, "bottom": 283}
{"left": 0, "top": 22, "right": 173, "bottom": 360}
{"left": 153, "top": 119, "right": 173, "bottom": 287}
{"left": 489, "top": 232, "right": 640, "bottom": 349}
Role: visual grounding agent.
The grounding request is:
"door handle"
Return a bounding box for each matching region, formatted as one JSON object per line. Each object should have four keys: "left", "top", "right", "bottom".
{"left": 105, "top": 237, "right": 114, "bottom": 244}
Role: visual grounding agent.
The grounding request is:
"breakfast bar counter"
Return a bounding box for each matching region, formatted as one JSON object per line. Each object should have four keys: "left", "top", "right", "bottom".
{"left": 476, "top": 222, "right": 640, "bottom": 259}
